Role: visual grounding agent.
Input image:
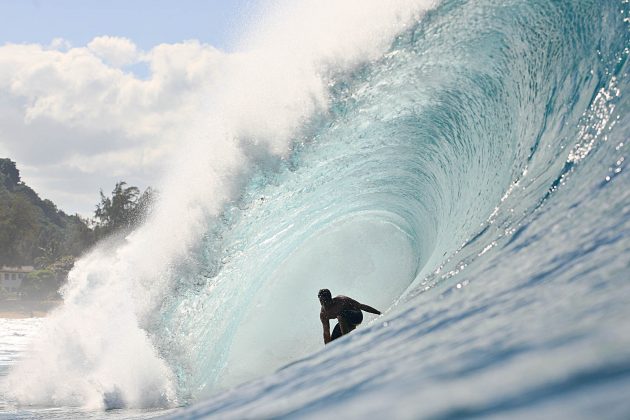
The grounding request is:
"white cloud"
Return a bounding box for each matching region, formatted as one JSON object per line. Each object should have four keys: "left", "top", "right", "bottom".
{"left": 88, "top": 36, "right": 139, "bottom": 67}
{"left": 1, "top": 39, "right": 224, "bottom": 136}
{"left": 0, "top": 37, "right": 225, "bottom": 215}
{"left": 49, "top": 38, "right": 72, "bottom": 51}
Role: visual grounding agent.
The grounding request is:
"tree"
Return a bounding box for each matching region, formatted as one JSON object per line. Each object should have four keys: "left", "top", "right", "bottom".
{"left": 47, "top": 255, "right": 75, "bottom": 277}
{"left": 0, "top": 194, "right": 39, "bottom": 265}
{"left": 132, "top": 186, "right": 157, "bottom": 223}
{"left": 95, "top": 181, "right": 139, "bottom": 233}
{"left": 62, "top": 215, "right": 96, "bottom": 256}
{"left": 34, "top": 226, "right": 64, "bottom": 269}
{"left": 0, "top": 158, "right": 20, "bottom": 189}
{"left": 94, "top": 181, "right": 156, "bottom": 237}
{"left": 20, "top": 269, "right": 59, "bottom": 300}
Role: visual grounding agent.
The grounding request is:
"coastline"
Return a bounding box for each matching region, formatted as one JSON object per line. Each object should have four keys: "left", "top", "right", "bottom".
{"left": 0, "top": 300, "right": 60, "bottom": 319}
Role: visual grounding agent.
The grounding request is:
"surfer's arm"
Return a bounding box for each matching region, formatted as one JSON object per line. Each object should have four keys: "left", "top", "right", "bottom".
{"left": 359, "top": 303, "right": 381, "bottom": 315}
{"left": 321, "top": 313, "right": 331, "bottom": 344}
{"left": 346, "top": 297, "right": 381, "bottom": 315}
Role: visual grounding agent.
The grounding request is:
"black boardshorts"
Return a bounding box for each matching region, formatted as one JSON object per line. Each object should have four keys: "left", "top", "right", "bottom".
{"left": 331, "top": 309, "right": 363, "bottom": 341}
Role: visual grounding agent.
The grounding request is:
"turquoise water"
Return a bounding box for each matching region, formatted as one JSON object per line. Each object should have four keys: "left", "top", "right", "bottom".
{"left": 2, "top": 0, "right": 630, "bottom": 418}
{"left": 169, "top": 0, "right": 630, "bottom": 417}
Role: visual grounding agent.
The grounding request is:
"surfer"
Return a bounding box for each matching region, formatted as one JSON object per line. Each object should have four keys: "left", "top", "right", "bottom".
{"left": 318, "top": 288, "right": 381, "bottom": 344}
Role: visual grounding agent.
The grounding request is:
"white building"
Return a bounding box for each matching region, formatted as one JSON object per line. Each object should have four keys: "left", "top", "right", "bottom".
{"left": 0, "top": 266, "right": 33, "bottom": 297}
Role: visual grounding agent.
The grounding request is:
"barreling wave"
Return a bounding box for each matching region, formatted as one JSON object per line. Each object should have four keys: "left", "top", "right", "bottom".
{"left": 7, "top": 0, "right": 629, "bottom": 413}
{"left": 159, "top": 0, "right": 628, "bottom": 402}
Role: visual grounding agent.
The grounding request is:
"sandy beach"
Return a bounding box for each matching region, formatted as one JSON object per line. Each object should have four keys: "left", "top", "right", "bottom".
{"left": 0, "top": 300, "right": 60, "bottom": 319}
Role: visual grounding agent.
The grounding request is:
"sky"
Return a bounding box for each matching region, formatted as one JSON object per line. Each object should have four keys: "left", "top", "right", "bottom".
{"left": 0, "top": 0, "right": 256, "bottom": 51}
{"left": 0, "top": 0, "right": 262, "bottom": 216}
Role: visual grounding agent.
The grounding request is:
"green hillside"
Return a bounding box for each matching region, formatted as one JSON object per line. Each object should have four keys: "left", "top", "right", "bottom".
{"left": 1, "top": 158, "right": 155, "bottom": 300}
{"left": 0, "top": 158, "right": 95, "bottom": 268}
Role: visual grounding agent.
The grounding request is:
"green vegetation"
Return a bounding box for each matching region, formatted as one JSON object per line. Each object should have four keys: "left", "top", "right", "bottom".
{"left": 94, "top": 181, "right": 156, "bottom": 238}
{"left": 0, "top": 159, "right": 94, "bottom": 268}
{"left": 20, "top": 269, "right": 62, "bottom": 300}
{"left": 0, "top": 158, "right": 155, "bottom": 300}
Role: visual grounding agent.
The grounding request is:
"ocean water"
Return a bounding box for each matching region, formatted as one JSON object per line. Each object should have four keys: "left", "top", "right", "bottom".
{"left": 1, "top": 0, "right": 629, "bottom": 418}
{"left": 0, "top": 319, "right": 42, "bottom": 396}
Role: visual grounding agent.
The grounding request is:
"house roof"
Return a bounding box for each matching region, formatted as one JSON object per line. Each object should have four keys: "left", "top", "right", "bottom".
{"left": 0, "top": 266, "right": 34, "bottom": 273}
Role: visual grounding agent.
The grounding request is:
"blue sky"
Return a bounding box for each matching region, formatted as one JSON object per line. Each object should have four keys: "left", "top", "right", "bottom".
{"left": 0, "top": 0, "right": 258, "bottom": 51}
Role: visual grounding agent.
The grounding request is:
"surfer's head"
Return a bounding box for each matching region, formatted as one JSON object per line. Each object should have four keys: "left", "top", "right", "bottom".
{"left": 318, "top": 289, "right": 333, "bottom": 306}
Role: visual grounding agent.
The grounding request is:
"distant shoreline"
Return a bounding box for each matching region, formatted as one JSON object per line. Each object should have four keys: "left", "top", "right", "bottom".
{"left": 0, "top": 300, "right": 61, "bottom": 319}
{"left": 0, "top": 310, "right": 49, "bottom": 319}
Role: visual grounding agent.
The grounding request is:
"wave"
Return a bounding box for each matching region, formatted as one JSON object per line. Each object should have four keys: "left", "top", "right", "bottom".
{"left": 7, "top": 0, "right": 629, "bottom": 413}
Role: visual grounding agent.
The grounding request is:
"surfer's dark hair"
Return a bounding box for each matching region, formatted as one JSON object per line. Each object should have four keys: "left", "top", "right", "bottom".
{"left": 317, "top": 289, "right": 332, "bottom": 300}
{"left": 318, "top": 289, "right": 332, "bottom": 300}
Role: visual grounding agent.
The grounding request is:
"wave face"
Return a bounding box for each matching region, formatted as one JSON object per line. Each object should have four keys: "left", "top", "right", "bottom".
{"left": 7, "top": 0, "right": 630, "bottom": 417}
